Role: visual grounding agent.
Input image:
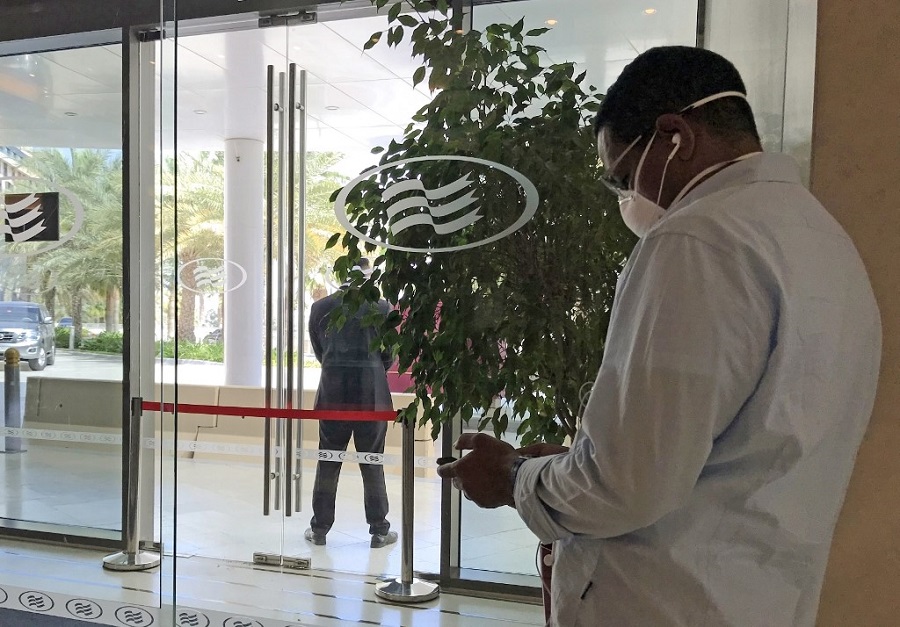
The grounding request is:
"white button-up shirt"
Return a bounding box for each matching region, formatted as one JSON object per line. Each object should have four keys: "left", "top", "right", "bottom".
{"left": 514, "top": 153, "right": 882, "bottom": 626}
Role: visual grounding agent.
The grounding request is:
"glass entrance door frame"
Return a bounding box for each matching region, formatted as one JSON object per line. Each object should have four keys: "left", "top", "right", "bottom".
{"left": 0, "top": 0, "right": 545, "bottom": 602}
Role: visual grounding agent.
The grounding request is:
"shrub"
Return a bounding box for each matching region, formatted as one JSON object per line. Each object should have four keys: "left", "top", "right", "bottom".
{"left": 156, "top": 339, "right": 225, "bottom": 362}
{"left": 55, "top": 327, "right": 71, "bottom": 347}
{"left": 81, "top": 331, "right": 124, "bottom": 354}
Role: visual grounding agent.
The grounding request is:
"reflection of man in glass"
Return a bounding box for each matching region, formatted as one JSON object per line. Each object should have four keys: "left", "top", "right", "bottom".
{"left": 305, "top": 258, "right": 398, "bottom": 549}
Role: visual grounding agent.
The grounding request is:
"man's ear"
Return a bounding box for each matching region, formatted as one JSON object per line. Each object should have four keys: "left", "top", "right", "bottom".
{"left": 656, "top": 113, "right": 695, "bottom": 159}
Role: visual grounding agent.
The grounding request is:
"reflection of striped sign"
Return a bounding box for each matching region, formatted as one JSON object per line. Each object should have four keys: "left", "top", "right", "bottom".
{"left": 2, "top": 192, "right": 60, "bottom": 242}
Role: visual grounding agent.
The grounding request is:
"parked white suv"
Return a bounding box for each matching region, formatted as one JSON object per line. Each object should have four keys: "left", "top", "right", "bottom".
{"left": 0, "top": 301, "right": 56, "bottom": 370}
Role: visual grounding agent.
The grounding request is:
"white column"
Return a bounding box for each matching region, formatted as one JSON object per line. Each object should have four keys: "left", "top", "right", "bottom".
{"left": 223, "top": 29, "right": 267, "bottom": 386}
{"left": 224, "top": 138, "right": 264, "bottom": 386}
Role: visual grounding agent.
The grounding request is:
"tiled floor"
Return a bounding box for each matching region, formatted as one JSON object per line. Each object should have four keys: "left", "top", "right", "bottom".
{"left": 0, "top": 443, "right": 537, "bottom": 575}
{"left": 0, "top": 441, "right": 544, "bottom": 625}
{"left": 0, "top": 539, "right": 544, "bottom": 626}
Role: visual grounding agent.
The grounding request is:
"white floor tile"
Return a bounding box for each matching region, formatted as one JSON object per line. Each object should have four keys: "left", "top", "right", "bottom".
{"left": 0, "top": 540, "right": 544, "bottom": 626}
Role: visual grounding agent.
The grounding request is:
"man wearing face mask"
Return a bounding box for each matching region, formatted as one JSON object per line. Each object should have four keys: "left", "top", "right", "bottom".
{"left": 437, "top": 46, "right": 882, "bottom": 626}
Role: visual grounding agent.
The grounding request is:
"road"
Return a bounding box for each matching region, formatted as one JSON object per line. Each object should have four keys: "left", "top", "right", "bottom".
{"left": 0, "top": 350, "right": 322, "bottom": 388}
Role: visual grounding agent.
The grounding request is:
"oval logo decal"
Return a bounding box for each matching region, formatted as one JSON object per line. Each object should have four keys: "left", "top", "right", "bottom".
{"left": 178, "top": 258, "right": 247, "bottom": 294}
{"left": 334, "top": 156, "right": 539, "bottom": 253}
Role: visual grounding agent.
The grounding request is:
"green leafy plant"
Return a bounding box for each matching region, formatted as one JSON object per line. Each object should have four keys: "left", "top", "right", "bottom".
{"left": 330, "top": 1, "right": 635, "bottom": 444}
{"left": 54, "top": 326, "right": 71, "bottom": 347}
{"left": 156, "top": 340, "right": 224, "bottom": 362}
{"left": 81, "top": 331, "right": 124, "bottom": 354}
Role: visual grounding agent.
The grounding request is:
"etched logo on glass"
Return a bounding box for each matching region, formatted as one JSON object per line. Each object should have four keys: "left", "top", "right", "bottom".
{"left": 178, "top": 258, "right": 247, "bottom": 294}
{"left": 334, "top": 156, "right": 539, "bottom": 253}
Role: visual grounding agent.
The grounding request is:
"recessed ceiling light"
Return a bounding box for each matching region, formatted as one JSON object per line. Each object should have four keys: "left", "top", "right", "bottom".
{"left": 324, "top": 105, "right": 340, "bottom": 111}
{"left": 64, "top": 111, "right": 78, "bottom": 117}
{"left": 194, "top": 109, "right": 207, "bottom": 115}
{"left": 545, "top": 19, "right": 558, "bottom": 26}
{"left": 644, "top": 8, "right": 658, "bottom": 15}
{"left": 28, "top": 73, "right": 35, "bottom": 77}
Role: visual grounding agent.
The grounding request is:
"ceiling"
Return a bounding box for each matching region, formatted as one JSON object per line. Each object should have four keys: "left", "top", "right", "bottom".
{"left": 0, "top": 0, "right": 698, "bottom": 177}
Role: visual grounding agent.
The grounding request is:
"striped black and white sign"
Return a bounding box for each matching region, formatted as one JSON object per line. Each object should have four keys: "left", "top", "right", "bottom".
{"left": 2, "top": 192, "right": 60, "bottom": 242}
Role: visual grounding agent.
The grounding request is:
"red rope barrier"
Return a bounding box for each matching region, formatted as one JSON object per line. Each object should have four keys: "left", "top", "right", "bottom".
{"left": 141, "top": 401, "right": 397, "bottom": 422}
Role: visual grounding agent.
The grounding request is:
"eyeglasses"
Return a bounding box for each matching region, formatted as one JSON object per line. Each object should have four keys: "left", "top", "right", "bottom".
{"left": 598, "top": 171, "right": 629, "bottom": 200}
{"left": 597, "top": 133, "right": 644, "bottom": 200}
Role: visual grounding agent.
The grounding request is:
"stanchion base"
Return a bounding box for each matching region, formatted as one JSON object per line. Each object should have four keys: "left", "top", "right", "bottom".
{"left": 102, "top": 551, "right": 160, "bottom": 571}
{"left": 374, "top": 577, "right": 439, "bottom": 603}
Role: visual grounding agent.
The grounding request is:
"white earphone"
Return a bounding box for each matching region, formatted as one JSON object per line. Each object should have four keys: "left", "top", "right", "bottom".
{"left": 665, "top": 133, "right": 682, "bottom": 165}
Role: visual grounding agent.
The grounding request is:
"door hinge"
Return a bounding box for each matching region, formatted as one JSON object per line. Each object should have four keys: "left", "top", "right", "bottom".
{"left": 253, "top": 552, "right": 311, "bottom": 571}
{"left": 137, "top": 29, "right": 162, "bottom": 42}
{"left": 258, "top": 11, "right": 317, "bottom": 28}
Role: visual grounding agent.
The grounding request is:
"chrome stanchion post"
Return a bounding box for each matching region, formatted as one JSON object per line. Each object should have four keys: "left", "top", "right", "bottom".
{"left": 103, "top": 397, "right": 160, "bottom": 571}
{"left": 3, "top": 349, "right": 25, "bottom": 453}
{"left": 375, "top": 416, "right": 439, "bottom": 603}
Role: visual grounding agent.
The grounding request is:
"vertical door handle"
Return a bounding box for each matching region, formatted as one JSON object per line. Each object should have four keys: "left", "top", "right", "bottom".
{"left": 263, "top": 64, "right": 275, "bottom": 517}
{"left": 294, "top": 68, "right": 308, "bottom": 513}
{"left": 284, "top": 63, "right": 298, "bottom": 516}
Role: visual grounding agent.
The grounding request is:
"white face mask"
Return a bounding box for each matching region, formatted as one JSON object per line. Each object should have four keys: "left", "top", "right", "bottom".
{"left": 603, "top": 90, "right": 752, "bottom": 238}
{"left": 617, "top": 133, "right": 670, "bottom": 237}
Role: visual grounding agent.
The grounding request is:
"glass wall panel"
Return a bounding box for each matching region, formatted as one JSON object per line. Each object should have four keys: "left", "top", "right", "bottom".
{"left": 452, "top": 0, "right": 700, "bottom": 582}
{"left": 0, "top": 43, "right": 124, "bottom": 537}
{"left": 705, "top": 0, "right": 816, "bottom": 181}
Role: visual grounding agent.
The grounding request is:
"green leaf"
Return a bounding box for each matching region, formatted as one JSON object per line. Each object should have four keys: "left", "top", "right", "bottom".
{"left": 526, "top": 27, "right": 551, "bottom": 37}
{"left": 364, "top": 31, "right": 383, "bottom": 50}
{"left": 412, "top": 66, "right": 426, "bottom": 87}
{"left": 387, "top": 1, "right": 402, "bottom": 22}
{"left": 397, "top": 14, "right": 418, "bottom": 28}
{"left": 324, "top": 232, "right": 341, "bottom": 250}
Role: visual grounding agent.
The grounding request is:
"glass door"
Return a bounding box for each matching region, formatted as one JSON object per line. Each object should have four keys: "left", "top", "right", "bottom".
{"left": 157, "top": 13, "right": 296, "bottom": 574}
{"left": 160, "top": 4, "right": 444, "bottom": 584}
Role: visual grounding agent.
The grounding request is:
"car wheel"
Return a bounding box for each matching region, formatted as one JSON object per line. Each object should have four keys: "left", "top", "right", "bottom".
{"left": 45, "top": 343, "right": 56, "bottom": 366}
{"left": 28, "top": 346, "right": 47, "bottom": 371}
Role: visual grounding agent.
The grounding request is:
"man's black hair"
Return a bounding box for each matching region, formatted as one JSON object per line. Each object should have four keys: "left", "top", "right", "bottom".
{"left": 594, "top": 46, "right": 760, "bottom": 144}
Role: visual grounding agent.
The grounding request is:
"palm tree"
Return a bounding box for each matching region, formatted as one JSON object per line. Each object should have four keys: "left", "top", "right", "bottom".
{"left": 14, "top": 149, "right": 124, "bottom": 342}
{"left": 158, "top": 152, "right": 225, "bottom": 343}
{"left": 301, "top": 151, "right": 349, "bottom": 291}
